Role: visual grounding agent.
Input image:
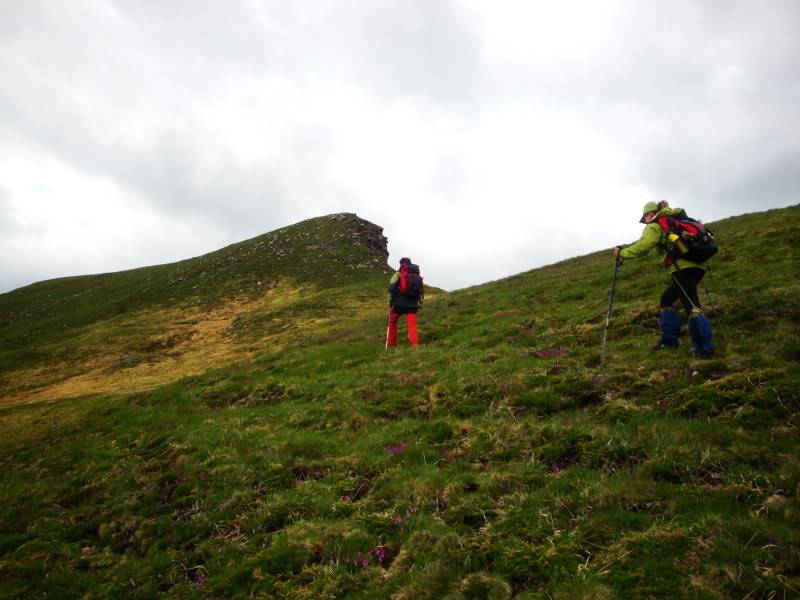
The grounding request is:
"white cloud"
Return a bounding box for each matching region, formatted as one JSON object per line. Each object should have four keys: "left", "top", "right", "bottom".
{"left": 1, "top": 0, "right": 799, "bottom": 293}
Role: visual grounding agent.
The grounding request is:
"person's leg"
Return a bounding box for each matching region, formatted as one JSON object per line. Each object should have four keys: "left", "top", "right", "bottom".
{"left": 387, "top": 309, "right": 400, "bottom": 346}
{"left": 670, "top": 269, "right": 702, "bottom": 317}
{"left": 656, "top": 283, "right": 681, "bottom": 348}
{"left": 656, "top": 308, "right": 680, "bottom": 348}
{"left": 405, "top": 312, "right": 419, "bottom": 345}
{"left": 660, "top": 279, "right": 681, "bottom": 310}
{"left": 682, "top": 269, "right": 715, "bottom": 357}
{"left": 688, "top": 312, "right": 714, "bottom": 357}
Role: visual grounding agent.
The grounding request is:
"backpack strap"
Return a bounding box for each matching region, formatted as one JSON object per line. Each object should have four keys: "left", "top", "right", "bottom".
{"left": 656, "top": 216, "right": 679, "bottom": 266}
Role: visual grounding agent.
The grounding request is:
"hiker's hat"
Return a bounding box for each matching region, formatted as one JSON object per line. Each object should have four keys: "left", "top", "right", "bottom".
{"left": 639, "top": 201, "right": 658, "bottom": 223}
{"left": 399, "top": 257, "right": 411, "bottom": 265}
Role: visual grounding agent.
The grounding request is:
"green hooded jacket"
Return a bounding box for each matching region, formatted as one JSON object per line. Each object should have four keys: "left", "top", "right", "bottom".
{"left": 619, "top": 207, "right": 704, "bottom": 271}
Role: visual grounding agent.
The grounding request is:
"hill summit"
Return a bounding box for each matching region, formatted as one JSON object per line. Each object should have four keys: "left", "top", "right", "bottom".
{"left": 0, "top": 213, "right": 394, "bottom": 405}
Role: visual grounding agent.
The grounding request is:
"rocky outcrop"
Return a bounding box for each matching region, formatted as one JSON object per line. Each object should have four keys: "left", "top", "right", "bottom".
{"left": 328, "top": 213, "right": 389, "bottom": 260}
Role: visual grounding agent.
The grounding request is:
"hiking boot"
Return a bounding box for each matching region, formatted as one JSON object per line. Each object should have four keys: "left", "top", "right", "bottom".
{"left": 689, "top": 343, "right": 714, "bottom": 358}
{"left": 688, "top": 314, "right": 714, "bottom": 358}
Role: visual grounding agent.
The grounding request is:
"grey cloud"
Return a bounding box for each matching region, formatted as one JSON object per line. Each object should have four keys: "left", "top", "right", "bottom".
{"left": 0, "top": 56, "right": 345, "bottom": 238}
{"left": 113, "top": 125, "right": 350, "bottom": 233}
{"left": 0, "top": 185, "right": 48, "bottom": 293}
{"left": 0, "top": 186, "right": 13, "bottom": 234}
{"left": 0, "top": 186, "right": 45, "bottom": 238}
{"left": 2, "top": 1, "right": 799, "bottom": 293}
{"left": 0, "top": 0, "right": 486, "bottom": 237}
{"left": 425, "top": 151, "right": 476, "bottom": 202}
{"left": 496, "top": 1, "right": 800, "bottom": 219}
{"left": 339, "top": 2, "right": 487, "bottom": 112}
{"left": 103, "top": 1, "right": 488, "bottom": 111}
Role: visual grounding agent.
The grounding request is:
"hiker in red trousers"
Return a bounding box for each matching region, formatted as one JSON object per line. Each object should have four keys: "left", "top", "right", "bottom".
{"left": 386, "top": 257, "right": 423, "bottom": 346}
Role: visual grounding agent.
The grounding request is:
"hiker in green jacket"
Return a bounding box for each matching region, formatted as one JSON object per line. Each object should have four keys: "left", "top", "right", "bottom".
{"left": 613, "top": 200, "right": 715, "bottom": 357}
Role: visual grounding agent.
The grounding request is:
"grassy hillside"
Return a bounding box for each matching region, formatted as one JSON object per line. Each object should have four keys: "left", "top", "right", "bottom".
{"left": 1, "top": 205, "right": 799, "bottom": 598}
{"left": 0, "top": 213, "right": 394, "bottom": 404}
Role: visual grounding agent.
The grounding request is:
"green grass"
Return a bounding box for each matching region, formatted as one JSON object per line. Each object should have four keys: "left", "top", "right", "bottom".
{"left": 1, "top": 205, "right": 799, "bottom": 598}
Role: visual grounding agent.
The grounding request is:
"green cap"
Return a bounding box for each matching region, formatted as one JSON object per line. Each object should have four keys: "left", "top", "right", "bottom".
{"left": 639, "top": 201, "right": 658, "bottom": 223}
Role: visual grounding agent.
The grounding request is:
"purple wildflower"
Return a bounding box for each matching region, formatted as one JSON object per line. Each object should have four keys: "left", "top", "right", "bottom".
{"left": 385, "top": 440, "right": 410, "bottom": 456}
{"left": 535, "top": 347, "right": 568, "bottom": 358}
{"left": 370, "top": 546, "right": 387, "bottom": 564}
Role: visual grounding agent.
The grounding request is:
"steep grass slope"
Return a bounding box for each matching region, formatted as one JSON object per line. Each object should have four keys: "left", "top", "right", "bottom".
{"left": 0, "top": 205, "right": 798, "bottom": 599}
{"left": 0, "top": 213, "right": 394, "bottom": 405}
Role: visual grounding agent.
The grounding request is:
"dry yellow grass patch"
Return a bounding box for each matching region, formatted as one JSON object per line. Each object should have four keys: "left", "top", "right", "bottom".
{"left": 1, "top": 282, "right": 384, "bottom": 407}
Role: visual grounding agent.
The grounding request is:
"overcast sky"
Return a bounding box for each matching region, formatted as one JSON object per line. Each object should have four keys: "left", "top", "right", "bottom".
{"left": 2, "top": 1, "right": 798, "bottom": 293}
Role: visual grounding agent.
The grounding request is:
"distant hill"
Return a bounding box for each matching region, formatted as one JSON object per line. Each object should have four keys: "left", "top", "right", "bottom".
{"left": 0, "top": 204, "right": 798, "bottom": 598}
{"left": 0, "top": 213, "right": 395, "bottom": 404}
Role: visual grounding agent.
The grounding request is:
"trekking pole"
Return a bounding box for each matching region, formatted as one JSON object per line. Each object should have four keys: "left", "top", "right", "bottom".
{"left": 384, "top": 309, "right": 391, "bottom": 351}
{"left": 673, "top": 262, "right": 726, "bottom": 342}
{"left": 601, "top": 255, "right": 623, "bottom": 360}
{"left": 702, "top": 263, "right": 727, "bottom": 341}
{"left": 670, "top": 270, "right": 702, "bottom": 314}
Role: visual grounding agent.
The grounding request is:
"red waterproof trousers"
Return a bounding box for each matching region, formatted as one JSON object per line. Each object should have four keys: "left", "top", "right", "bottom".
{"left": 387, "top": 309, "right": 418, "bottom": 346}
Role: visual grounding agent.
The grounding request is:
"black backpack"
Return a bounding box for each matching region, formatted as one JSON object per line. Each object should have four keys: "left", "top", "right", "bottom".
{"left": 399, "top": 263, "right": 424, "bottom": 302}
{"left": 656, "top": 210, "right": 718, "bottom": 266}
